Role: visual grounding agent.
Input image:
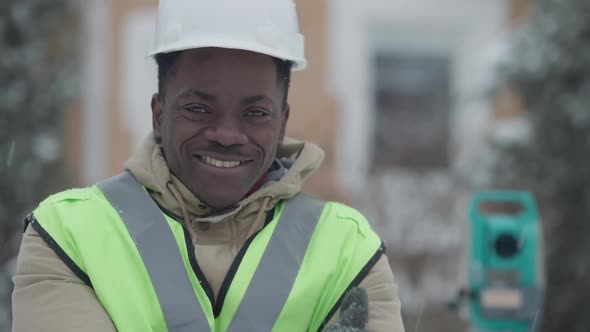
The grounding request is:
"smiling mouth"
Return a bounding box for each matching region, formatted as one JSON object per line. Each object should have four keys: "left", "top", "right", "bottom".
{"left": 196, "top": 155, "right": 250, "bottom": 168}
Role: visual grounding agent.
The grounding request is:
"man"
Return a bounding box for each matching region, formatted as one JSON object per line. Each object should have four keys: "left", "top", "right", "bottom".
{"left": 12, "top": 0, "right": 405, "bottom": 331}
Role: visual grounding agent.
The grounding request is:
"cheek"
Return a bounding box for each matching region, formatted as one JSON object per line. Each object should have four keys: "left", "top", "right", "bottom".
{"left": 160, "top": 113, "right": 175, "bottom": 140}
{"left": 165, "top": 116, "right": 194, "bottom": 143}
{"left": 260, "top": 128, "right": 282, "bottom": 158}
{"left": 161, "top": 116, "right": 189, "bottom": 157}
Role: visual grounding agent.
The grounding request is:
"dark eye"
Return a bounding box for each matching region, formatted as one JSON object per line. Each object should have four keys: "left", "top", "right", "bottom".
{"left": 184, "top": 105, "right": 208, "bottom": 113}
{"left": 246, "top": 109, "right": 270, "bottom": 117}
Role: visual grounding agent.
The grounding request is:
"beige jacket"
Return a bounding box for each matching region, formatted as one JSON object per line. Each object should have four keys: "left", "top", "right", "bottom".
{"left": 12, "top": 134, "right": 405, "bottom": 331}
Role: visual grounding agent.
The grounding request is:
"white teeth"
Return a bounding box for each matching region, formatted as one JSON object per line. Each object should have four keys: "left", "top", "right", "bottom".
{"left": 200, "top": 156, "right": 242, "bottom": 168}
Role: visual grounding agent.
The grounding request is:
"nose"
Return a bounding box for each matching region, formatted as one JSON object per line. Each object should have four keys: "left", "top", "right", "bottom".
{"left": 203, "top": 121, "right": 248, "bottom": 147}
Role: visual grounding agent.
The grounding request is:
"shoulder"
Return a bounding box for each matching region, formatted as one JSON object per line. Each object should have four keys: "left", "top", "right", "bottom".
{"left": 41, "top": 186, "right": 98, "bottom": 205}
{"left": 34, "top": 186, "right": 105, "bottom": 223}
{"left": 286, "top": 194, "right": 380, "bottom": 242}
{"left": 324, "top": 201, "right": 368, "bottom": 222}
{"left": 292, "top": 194, "right": 368, "bottom": 224}
{"left": 316, "top": 200, "right": 380, "bottom": 241}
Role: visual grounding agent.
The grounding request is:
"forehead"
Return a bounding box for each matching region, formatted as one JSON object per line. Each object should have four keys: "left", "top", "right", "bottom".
{"left": 179, "top": 47, "right": 277, "bottom": 67}
{"left": 165, "top": 48, "right": 280, "bottom": 96}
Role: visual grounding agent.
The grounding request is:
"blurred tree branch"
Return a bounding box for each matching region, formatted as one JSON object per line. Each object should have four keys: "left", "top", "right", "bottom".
{"left": 0, "top": 1, "right": 78, "bottom": 329}
{"left": 493, "top": 0, "right": 590, "bottom": 331}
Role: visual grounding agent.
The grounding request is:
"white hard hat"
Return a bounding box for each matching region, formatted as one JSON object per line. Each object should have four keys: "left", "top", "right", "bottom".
{"left": 148, "top": 0, "right": 307, "bottom": 71}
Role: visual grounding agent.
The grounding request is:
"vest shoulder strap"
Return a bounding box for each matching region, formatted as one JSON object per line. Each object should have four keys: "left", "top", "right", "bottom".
{"left": 226, "top": 193, "right": 326, "bottom": 331}
{"left": 98, "top": 172, "right": 210, "bottom": 332}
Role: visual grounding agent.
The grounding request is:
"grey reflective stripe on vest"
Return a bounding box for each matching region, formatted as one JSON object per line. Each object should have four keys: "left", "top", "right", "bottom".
{"left": 98, "top": 172, "right": 210, "bottom": 332}
{"left": 227, "top": 193, "right": 326, "bottom": 332}
{"left": 99, "top": 172, "right": 326, "bottom": 331}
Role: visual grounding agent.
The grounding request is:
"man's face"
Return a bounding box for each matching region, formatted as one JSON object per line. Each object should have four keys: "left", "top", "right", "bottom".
{"left": 152, "top": 48, "right": 289, "bottom": 210}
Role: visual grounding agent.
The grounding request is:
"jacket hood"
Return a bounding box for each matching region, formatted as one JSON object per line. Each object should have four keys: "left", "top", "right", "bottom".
{"left": 124, "top": 132, "right": 324, "bottom": 225}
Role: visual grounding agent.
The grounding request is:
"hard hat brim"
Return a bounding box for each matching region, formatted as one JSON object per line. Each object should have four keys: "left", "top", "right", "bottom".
{"left": 147, "top": 40, "right": 307, "bottom": 71}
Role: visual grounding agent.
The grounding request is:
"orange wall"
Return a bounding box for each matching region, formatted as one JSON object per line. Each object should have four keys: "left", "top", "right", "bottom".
{"left": 509, "top": 0, "right": 535, "bottom": 25}
{"left": 493, "top": 0, "right": 535, "bottom": 119}
{"left": 286, "top": 0, "right": 347, "bottom": 201}
{"left": 107, "top": 0, "right": 158, "bottom": 176}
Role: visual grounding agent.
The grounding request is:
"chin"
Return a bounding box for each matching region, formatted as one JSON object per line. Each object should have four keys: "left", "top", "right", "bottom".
{"left": 186, "top": 181, "right": 248, "bottom": 209}
{"left": 200, "top": 193, "right": 245, "bottom": 211}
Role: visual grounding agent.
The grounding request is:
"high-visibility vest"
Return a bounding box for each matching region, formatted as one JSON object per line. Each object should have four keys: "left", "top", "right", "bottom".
{"left": 29, "top": 172, "right": 384, "bottom": 331}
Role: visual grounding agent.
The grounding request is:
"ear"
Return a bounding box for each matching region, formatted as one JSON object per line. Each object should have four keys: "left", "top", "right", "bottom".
{"left": 279, "top": 104, "right": 290, "bottom": 143}
{"left": 152, "top": 93, "right": 164, "bottom": 143}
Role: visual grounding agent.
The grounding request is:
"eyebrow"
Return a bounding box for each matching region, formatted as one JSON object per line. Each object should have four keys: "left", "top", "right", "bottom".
{"left": 176, "top": 89, "right": 278, "bottom": 108}
{"left": 175, "top": 89, "right": 216, "bottom": 102}
{"left": 240, "top": 95, "right": 277, "bottom": 108}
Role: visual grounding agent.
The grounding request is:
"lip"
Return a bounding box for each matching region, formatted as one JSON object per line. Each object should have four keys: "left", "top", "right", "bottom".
{"left": 192, "top": 153, "right": 253, "bottom": 163}
{"left": 192, "top": 154, "right": 254, "bottom": 174}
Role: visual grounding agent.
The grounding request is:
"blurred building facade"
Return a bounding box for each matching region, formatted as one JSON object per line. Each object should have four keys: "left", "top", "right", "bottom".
{"left": 63, "top": 0, "right": 534, "bottom": 330}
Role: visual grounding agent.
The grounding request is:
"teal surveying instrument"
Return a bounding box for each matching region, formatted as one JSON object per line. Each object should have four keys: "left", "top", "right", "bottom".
{"left": 451, "top": 191, "right": 544, "bottom": 332}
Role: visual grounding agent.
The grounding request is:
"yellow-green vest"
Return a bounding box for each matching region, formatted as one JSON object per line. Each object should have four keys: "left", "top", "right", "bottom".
{"left": 29, "top": 173, "right": 384, "bottom": 331}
